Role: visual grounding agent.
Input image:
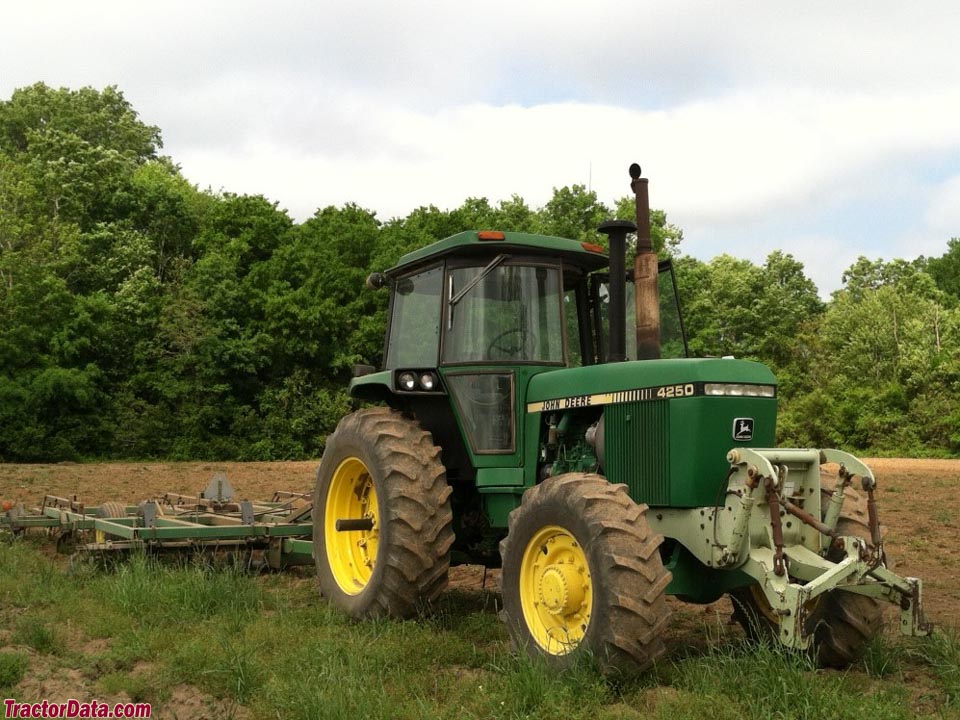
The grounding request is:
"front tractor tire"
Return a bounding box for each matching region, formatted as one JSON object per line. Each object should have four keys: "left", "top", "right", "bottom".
{"left": 313, "top": 408, "right": 454, "bottom": 619}
{"left": 500, "top": 474, "right": 672, "bottom": 677}
{"left": 730, "top": 487, "right": 884, "bottom": 668}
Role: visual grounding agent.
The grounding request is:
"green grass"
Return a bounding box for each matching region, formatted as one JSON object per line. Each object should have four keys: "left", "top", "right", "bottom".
{"left": 906, "top": 630, "right": 960, "bottom": 708}
{"left": 11, "top": 614, "right": 62, "bottom": 654}
{"left": 656, "top": 640, "right": 913, "bottom": 720}
{"left": 862, "top": 634, "right": 904, "bottom": 678}
{"left": 0, "top": 651, "right": 28, "bottom": 689}
{"left": 102, "top": 553, "right": 267, "bottom": 624}
{"left": 0, "top": 540, "right": 957, "bottom": 719}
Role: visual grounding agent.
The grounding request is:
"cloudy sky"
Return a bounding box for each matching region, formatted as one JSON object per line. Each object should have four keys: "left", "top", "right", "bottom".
{"left": 3, "top": 1, "right": 958, "bottom": 295}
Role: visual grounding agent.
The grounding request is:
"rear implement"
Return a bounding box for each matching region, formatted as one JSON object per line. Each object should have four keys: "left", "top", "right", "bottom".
{"left": 1, "top": 480, "right": 314, "bottom": 570}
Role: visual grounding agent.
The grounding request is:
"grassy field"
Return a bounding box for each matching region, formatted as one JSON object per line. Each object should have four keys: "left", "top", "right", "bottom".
{"left": 1, "top": 458, "right": 959, "bottom": 719}
{"left": 0, "top": 537, "right": 957, "bottom": 720}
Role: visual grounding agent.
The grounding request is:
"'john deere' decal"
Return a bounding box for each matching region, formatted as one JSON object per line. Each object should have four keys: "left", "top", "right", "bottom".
{"left": 527, "top": 383, "right": 698, "bottom": 413}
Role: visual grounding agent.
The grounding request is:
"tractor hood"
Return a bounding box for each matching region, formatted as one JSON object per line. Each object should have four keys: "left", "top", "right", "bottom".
{"left": 525, "top": 358, "right": 776, "bottom": 410}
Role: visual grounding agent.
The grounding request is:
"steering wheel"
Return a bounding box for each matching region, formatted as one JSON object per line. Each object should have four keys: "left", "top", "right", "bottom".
{"left": 487, "top": 327, "right": 524, "bottom": 358}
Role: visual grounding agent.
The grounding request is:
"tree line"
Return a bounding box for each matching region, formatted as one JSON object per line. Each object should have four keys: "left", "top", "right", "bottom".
{"left": 1, "top": 84, "right": 957, "bottom": 461}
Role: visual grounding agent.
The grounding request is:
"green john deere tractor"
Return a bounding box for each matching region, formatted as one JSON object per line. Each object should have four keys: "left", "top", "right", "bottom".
{"left": 313, "top": 164, "right": 930, "bottom": 675}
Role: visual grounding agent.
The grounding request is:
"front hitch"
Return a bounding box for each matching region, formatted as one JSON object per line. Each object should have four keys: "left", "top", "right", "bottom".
{"left": 725, "top": 448, "right": 932, "bottom": 647}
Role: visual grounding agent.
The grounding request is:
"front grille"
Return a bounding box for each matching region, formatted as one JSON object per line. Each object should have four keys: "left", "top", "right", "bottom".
{"left": 603, "top": 400, "right": 670, "bottom": 505}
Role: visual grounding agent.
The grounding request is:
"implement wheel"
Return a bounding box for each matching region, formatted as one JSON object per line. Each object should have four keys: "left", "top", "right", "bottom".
{"left": 730, "top": 487, "right": 883, "bottom": 667}
{"left": 97, "top": 501, "right": 127, "bottom": 518}
{"left": 313, "top": 408, "right": 453, "bottom": 619}
{"left": 500, "top": 473, "right": 671, "bottom": 677}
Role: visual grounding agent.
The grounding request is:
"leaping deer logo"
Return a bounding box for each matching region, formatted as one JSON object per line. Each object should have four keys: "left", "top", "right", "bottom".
{"left": 733, "top": 418, "right": 754, "bottom": 441}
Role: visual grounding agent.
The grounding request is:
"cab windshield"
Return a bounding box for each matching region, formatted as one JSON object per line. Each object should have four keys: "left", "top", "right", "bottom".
{"left": 443, "top": 262, "right": 564, "bottom": 364}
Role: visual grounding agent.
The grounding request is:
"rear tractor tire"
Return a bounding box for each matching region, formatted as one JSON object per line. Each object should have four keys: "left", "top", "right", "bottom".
{"left": 500, "top": 473, "right": 671, "bottom": 677}
{"left": 313, "top": 407, "right": 454, "bottom": 619}
{"left": 730, "top": 488, "right": 883, "bottom": 668}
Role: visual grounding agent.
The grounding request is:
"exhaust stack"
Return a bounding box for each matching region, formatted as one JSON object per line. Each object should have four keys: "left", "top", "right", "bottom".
{"left": 630, "top": 164, "right": 661, "bottom": 360}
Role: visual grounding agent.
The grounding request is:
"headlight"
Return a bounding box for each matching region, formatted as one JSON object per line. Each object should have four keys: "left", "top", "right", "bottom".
{"left": 394, "top": 369, "right": 442, "bottom": 393}
{"left": 704, "top": 383, "right": 775, "bottom": 398}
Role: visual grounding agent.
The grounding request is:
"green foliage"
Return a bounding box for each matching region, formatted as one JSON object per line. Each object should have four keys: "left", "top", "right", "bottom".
{"left": 778, "top": 262, "right": 960, "bottom": 454}
{"left": 927, "top": 237, "right": 960, "bottom": 302}
{"left": 0, "top": 83, "right": 160, "bottom": 160}
{"left": 673, "top": 246, "right": 959, "bottom": 456}
{"left": 537, "top": 184, "right": 610, "bottom": 242}
{"left": 675, "top": 251, "right": 822, "bottom": 366}
{"left": 0, "top": 82, "right": 957, "bottom": 460}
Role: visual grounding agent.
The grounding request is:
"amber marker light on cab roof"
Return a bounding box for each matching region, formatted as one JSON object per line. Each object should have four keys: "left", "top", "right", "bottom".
{"left": 581, "top": 242, "right": 605, "bottom": 253}
{"left": 477, "top": 231, "right": 505, "bottom": 240}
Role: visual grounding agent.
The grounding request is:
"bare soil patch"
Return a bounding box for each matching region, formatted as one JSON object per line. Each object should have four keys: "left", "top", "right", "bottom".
{"left": 0, "top": 460, "right": 318, "bottom": 507}
{"left": 864, "top": 458, "right": 960, "bottom": 624}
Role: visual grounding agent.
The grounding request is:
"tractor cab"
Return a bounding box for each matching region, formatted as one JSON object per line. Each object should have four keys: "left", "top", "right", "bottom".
{"left": 352, "top": 231, "right": 687, "bottom": 494}
{"left": 372, "top": 231, "right": 687, "bottom": 374}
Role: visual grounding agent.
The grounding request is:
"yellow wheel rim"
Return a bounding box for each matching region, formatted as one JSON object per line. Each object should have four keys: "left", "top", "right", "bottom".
{"left": 324, "top": 457, "right": 379, "bottom": 595}
{"left": 519, "top": 525, "right": 593, "bottom": 655}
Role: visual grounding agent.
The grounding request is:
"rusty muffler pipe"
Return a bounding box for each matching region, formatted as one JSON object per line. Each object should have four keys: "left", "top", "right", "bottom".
{"left": 598, "top": 219, "right": 636, "bottom": 363}
{"left": 630, "top": 164, "right": 661, "bottom": 360}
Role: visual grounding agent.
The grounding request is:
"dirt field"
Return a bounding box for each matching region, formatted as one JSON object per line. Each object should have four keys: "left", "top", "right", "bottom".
{"left": 1, "top": 457, "right": 958, "bottom": 625}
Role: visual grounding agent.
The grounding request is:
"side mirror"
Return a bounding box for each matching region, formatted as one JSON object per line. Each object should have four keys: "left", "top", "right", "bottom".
{"left": 365, "top": 272, "right": 388, "bottom": 290}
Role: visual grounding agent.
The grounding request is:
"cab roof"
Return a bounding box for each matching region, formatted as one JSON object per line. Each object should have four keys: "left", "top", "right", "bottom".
{"left": 387, "top": 230, "right": 611, "bottom": 276}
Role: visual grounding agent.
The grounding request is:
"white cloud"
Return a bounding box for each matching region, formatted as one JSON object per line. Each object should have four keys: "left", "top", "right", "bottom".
{"left": 173, "top": 88, "right": 960, "bottom": 225}
{"left": 887, "top": 174, "right": 960, "bottom": 263}
{"left": 924, "top": 175, "right": 960, "bottom": 238}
